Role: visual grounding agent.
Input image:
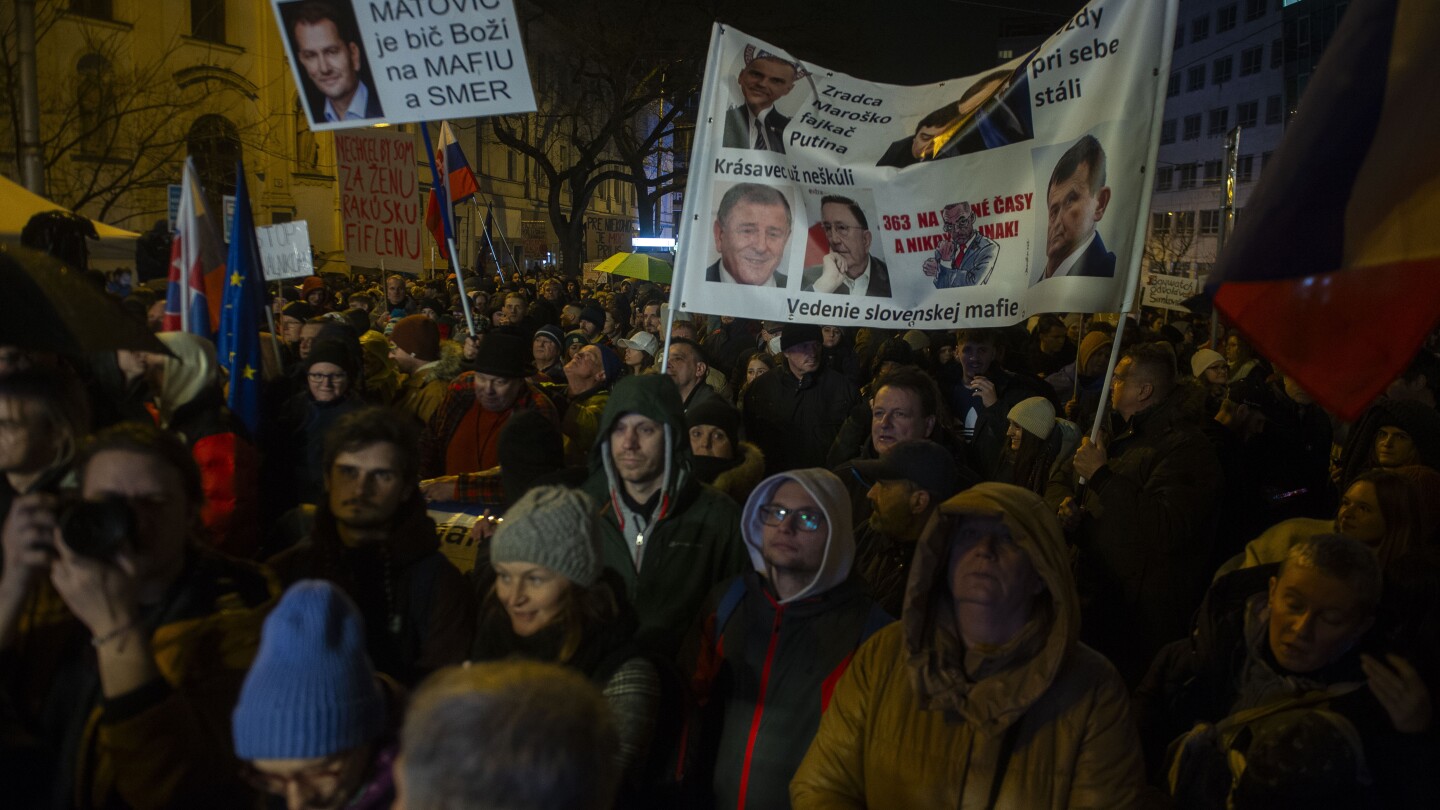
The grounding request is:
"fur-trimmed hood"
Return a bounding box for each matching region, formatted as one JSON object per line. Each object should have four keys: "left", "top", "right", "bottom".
{"left": 415, "top": 339, "right": 466, "bottom": 385}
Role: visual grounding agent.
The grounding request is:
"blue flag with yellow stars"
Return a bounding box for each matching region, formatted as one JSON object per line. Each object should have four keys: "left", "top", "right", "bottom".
{"left": 217, "top": 160, "right": 265, "bottom": 438}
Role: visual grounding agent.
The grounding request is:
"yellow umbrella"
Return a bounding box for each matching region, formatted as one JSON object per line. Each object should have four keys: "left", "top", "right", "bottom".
{"left": 594, "top": 251, "right": 672, "bottom": 285}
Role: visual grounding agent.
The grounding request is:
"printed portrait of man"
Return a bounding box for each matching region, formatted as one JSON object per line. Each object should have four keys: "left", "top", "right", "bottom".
{"left": 800, "top": 195, "right": 891, "bottom": 297}
{"left": 283, "top": 0, "right": 384, "bottom": 124}
{"left": 1031, "top": 135, "right": 1115, "bottom": 286}
{"left": 707, "top": 183, "right": 794, "bottom": 287}
{"left": 922, "top": 201, "right": 998, "bottom": 288}
{"left": 877, "top": 63, "right": 1033, "bottom": 168}
{"left": 722, "top": 47, "right": 802, "bottom": 153}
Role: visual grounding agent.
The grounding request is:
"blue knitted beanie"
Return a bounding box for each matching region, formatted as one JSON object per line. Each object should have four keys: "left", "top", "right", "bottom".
{"left": 232, "top": 580, "right": 385, "bottom": 759}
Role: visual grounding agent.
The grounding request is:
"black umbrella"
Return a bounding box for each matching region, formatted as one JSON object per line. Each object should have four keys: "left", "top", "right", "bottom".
{"left": 0, "top": 244, "right": 170, "bottom": 355}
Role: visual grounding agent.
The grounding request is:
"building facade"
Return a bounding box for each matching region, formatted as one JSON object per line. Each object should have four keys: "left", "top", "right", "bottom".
{"left": 1149, "top": 0, "right": 1288, "bottom": 281}
{"left": 0, "top": 0, "right": 641, "bottom": 275}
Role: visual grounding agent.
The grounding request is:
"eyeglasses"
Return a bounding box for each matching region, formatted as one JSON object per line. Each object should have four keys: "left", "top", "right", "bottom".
{"left": 822, "top": 222, "right": 862, "bottom": 237}
{"left": 308, "top": 372, "right": 348, "bottom": 384}
{"left": 758, "top": 503, "right": 825, "bottom": 532}
{"left": 240, "top": 757, "right": 348, "bottom": 797}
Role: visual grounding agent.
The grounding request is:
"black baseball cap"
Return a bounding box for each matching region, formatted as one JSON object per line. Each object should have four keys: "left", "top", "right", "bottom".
{"left": 852, "top": 439, "right": 959, "bottom": 499}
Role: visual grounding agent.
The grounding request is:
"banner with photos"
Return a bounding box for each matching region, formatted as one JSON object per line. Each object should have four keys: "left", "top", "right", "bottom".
{"left": 675, "top": 0, "right": 1178, "bottom": 329}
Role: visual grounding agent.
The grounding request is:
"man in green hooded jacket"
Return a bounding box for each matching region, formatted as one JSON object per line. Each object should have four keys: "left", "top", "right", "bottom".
{"left": 582, "top": 375, "right": 749, "bottom": 657}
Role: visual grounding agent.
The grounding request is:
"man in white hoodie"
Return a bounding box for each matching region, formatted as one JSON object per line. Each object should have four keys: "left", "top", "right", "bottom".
{"left": 681, "top": 468, "right": 891, "bottom": 810}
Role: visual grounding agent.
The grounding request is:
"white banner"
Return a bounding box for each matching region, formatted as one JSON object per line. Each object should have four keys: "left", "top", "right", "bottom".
{"left": 257, "top": 221, "right": 315, "bottom": 280}
{"left": 1140, "top": 271, "right": 1199, "bottom": 311}
{"left": 675, "top": 0, "right": 1177, "bottom": 329}
{"left": 271, "top": 0, "right": 537, "bottom": 132}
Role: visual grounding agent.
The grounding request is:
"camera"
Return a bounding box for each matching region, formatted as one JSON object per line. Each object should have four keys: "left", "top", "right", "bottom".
{"left": 59, "top": 497, "right": 136, "bottom": 561}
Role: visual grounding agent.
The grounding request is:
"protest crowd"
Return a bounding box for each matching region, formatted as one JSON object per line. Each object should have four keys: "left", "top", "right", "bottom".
{"left": 2, "top": 252, "right": 1438, "bottom": 810}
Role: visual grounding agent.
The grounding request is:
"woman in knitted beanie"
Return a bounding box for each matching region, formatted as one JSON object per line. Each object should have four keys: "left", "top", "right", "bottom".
{"left": 469, "top": 486, "right": 659, "bottom": 793}
{"left": 995, "top": 396, "right": 1079, "bottom": 495}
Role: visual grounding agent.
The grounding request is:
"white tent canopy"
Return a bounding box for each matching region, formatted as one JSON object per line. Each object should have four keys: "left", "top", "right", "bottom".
{"left": 0, "top": 174, "right": 141, "bottom": 263}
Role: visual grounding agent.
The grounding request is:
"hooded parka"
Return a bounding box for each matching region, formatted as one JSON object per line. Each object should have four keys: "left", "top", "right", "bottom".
{"left": 791, "top": 483, "right": 1145, "bottom": 808}
{"left": 685, "top": 469, "right": 890, "bottom": 810}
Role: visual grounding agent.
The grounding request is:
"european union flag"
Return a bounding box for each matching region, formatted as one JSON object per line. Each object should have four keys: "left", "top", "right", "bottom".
{"left": 217, "top": 161, "right": 265, "bottom": 438}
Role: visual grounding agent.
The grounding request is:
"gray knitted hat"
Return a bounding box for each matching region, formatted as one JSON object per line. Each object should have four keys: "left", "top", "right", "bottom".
{"left": 491, "top": 486, "right": 602, "bottom": 586}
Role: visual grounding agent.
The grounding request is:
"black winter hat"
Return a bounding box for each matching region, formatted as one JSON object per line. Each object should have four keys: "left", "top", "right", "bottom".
{"left": 304, "top": 339, "right": 360, "bottom": 380}
{"left": 687, "top": 399, "right": 741, "bottom": 450}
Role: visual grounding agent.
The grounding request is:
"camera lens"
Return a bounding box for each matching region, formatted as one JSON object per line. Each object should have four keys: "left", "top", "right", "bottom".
{"left": 59, "top": 497, "right": 136, "bottom": 561}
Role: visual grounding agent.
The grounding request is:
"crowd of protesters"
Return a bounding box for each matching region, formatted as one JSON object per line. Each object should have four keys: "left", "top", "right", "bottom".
{"left": 1, "top": 260, "right": 1438, "bottom": 809}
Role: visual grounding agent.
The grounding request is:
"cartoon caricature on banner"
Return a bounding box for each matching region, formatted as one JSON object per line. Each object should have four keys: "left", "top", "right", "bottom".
{"left": 676, "top": 0, "right": 1179, "bottom": 329}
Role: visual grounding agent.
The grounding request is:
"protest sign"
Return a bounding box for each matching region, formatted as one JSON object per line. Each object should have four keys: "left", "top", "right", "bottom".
{"left": 256, "top": 221, "right": 315, "bottom": 280}
{"left": 1140, "top": 271, "right": 1199, "bottom": 311}
{"left": 335, "top": 127, "right": 423, "bottom": 272}
{"left": 431, "top": 508, "right": 481, "bottom": 574}
{"left": 675, "top": 0, "right": 1178, "bottom": 329}
{"left": 271, "top": 0, "right": 537, "bottom": 132}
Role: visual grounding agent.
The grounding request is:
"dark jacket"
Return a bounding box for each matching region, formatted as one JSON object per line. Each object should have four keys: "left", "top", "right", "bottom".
{"left": 582, "top": 375, "right": 749, "bottom": 658}
{"left": 0, "top": 547, "right": 278, "bottom": 810}
{"left": 1046, "top": 392, "right": 1221, "bottom": 684}
{"left": 850, "top": 519, "right": 916, "bottom": 619}
{"left": 743, "top": 366, "right": 858, "bottom": 474}
{"left": 940, "top": 362, "right": 1051, "bottom": 479}
{"left": 268, "top": 494, "right": 476, "bottom": 686}
{"left": 682, "top": 467, "right": 889, "bottom": 810}
{"left": 1135, "top": 565, "right": 1439, "bottom": 807}
{"left": 723, "top": 105, "right": 791, "bottom": 153}
{"left": 270, "top": 391, "right": 364, "bottom": 510}
{"left": 686, "top": 573, "right": 888, "bottom": 810}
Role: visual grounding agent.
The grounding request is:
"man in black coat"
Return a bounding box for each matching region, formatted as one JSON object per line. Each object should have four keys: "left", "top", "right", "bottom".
{"left": 744, "top": 324, "right": 859, "bottom": 474}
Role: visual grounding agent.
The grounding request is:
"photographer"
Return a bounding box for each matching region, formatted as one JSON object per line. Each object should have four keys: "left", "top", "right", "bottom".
{"left": 0, "top": 422, "right": 278, "bottom": 808}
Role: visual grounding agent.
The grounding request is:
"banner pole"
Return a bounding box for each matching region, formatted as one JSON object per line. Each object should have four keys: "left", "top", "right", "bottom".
{"left": 421, "top": 121, "right": 477, "bottom": 337}
{"left": 480, "top": 203, "right": 506, "bottom": 282}
{"left": 262, "top": 297, "right": 284, "bottom": 370}
{"left": 1071, "top": 312, "right": 1087, "bottom": 405}
{"left": 659, "top": 304, "right": 677, "bottom": 375}
{"left": 1075, "top": 312, "right": 1129, "bottom": 499}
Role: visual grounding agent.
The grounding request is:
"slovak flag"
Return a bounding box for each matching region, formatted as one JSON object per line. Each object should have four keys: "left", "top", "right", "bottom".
{"left": 425, "top": 121, "right": 480, "bottom": 260}
{"left": 163, "top": 157, "right": 226, "bottom": 337}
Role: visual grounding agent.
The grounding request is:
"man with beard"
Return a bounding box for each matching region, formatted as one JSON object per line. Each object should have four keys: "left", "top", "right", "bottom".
{"left": 801, "top": 196, "right": 892, "bottom": 297}
{"left": 666, "top": 338, "right": 723, "bottom": 413}
{"left": 850, "top": 440, "right": 961, "bottom": 616}
{"left": 0, "top": 423, "right": 278, "bottom": 808}
{"left": 269, "top": 408, "right": 475, "bottom": 685}
{"left": 683, "top": 469, "right": 890, "bottom": 809}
